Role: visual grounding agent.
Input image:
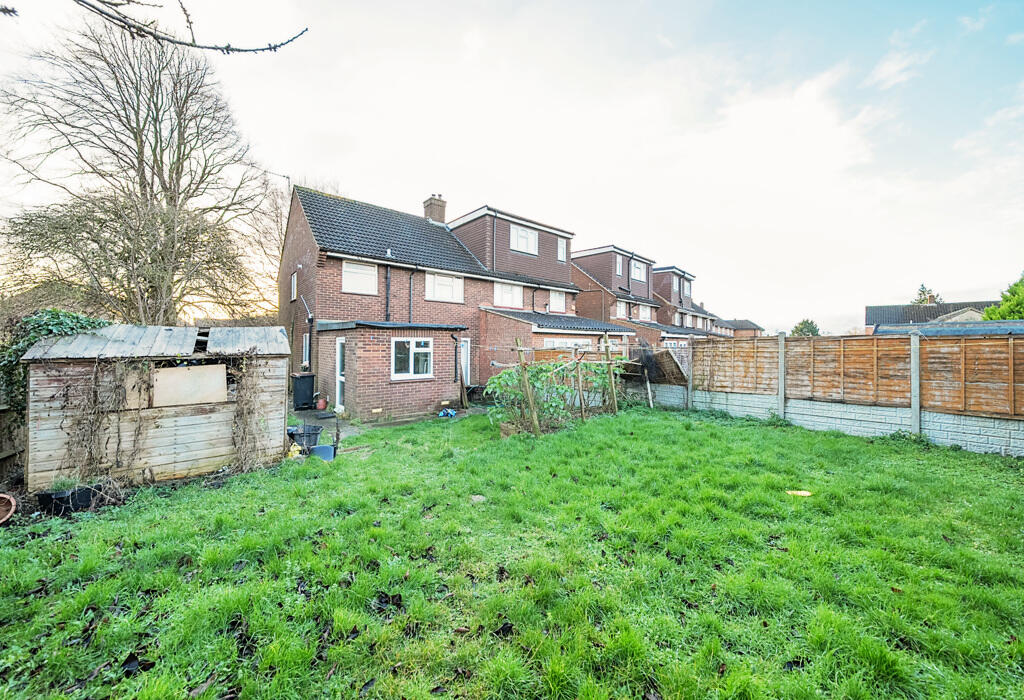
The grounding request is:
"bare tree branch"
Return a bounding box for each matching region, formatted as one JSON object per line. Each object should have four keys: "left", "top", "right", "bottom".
{"left": 2, "top": 1, "right": 306, "bottom": 55}
{"left": 1, "top": 24, "right": 274, "bottom": 324}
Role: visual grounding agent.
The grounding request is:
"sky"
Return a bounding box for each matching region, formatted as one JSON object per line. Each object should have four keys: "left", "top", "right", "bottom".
{"left": 2, "top": 0, "right": 1023, "bottom": 333}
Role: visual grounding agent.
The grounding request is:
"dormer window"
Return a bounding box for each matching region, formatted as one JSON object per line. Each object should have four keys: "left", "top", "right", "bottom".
{"left": 510, "top": 224, "right": 538, "bottom": 255}
{"left": 630, "top": 260, "right": 646, "bottom": 282}
{"left": 638, "top": 304, "right": 652, "bottom": 321}
{"left": 615, "top": 254, "right": 623, "bottom": 276}
{"left": 549, "top": 290, "right": 566, "bottom": 313}
{"left": 557, "top": 238, "right": 567, "bottom": 262}
{"left": 672, "top": 277, "right": 679, "bottom": 294}
{"left": 683, "top": 279, "right": 691, "bottom": 296}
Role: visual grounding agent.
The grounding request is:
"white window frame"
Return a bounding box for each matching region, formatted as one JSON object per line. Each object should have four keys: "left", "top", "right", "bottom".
{"left": 493, "top": 282, "right": 524, "bottom": 308}
{"left": 425, "top": 273, "right": 464, "bottom": 303}
{"left": 615, "top": 300, "right": 628, "bottom": 318}
{"left": 302, "top": 333, "right": 310, "bottom": 365}
{"left": 674, "top": 312, "right": 682, "bottom": 326}
{"left": 664, "top": 340, "right": 678, "bottom": 348}
{"left": 630, "top": 260, "right": 646, "bottom": 282}
{"left": 683, "top": 280, "right": 691, "bottom": 296}
{"left": 638, "top": 304, "right": 652, "bottom": 321}
{"left": 290, "top": 272, "right": 297, "bottom": 301}
{"left": 549, "top": 290, "right": 566, "bottom": 313}
{"left": 342, "top": 260, "right": 378, "bottom": 295}
{"left": 509, "top": 224, "right": 538, "bottom": 255}
{"left": 615, "top": 254, "right": 623, "bottom": 276}
{"left": 557, "top": 238, "right": 567, "bottom": 262}
{"left": 671, "top": 277, "right": 679, "bottom": 294}
{"left": 543, "top": 338, "right": 593, "bottom": 350}
{"left": 391, "top": 337, "right": 433, "bottom": 380}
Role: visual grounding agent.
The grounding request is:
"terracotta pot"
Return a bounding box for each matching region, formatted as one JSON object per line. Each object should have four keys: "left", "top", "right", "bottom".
{"left": 0, "top": 494, "right": 16, "bottom": 526}
{"left": 316, "top": 397, "right": 328, "bottom": 410}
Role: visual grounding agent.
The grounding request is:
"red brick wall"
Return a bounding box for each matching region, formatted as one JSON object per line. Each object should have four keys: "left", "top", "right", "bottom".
{"left": 652, "top": 270, "right": 679, "bottom": 306}
{"left": 316, "top": 327, "right": 462, "bottom": 421}
{"left": 278, "top": 192, "right": 322, "bottom": 374}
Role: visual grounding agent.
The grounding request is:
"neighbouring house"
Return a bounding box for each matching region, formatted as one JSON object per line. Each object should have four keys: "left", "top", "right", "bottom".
{"left": 650, "top": 266, "right": 730, "bottom": 336}
{"left": 278, "top": 188, "right": 633, "bottom": 422}
{"left": 872, "top": 320, "right": 1024, "bottom": 336}
{"left": 864, "top": 299, "right": 999, "bottom": 334}
{"left": 21, "top": 325, "right": 289, "bottom": 492}
{"left": 725, "top": 320, "right": 765, "bottom": 337}
{"left": 571, "top": 246, "right": 661, "bottom": 325}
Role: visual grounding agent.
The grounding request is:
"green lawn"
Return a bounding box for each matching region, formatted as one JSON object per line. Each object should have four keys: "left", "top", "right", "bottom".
{"left": 2, "top": 409, "right": 1023, "bottom": 699}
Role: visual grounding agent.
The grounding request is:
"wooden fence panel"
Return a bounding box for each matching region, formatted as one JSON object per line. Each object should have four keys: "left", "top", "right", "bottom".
{"left": 691, "top": 333, "right": 1024, "bottom": 418}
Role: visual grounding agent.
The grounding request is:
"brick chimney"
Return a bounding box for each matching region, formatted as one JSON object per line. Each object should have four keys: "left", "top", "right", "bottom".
{"left": 927, "top": 293, "right": 935, "bottom": 304}
{"left": 423, "top": 194, "right": 446, "bottom": 222}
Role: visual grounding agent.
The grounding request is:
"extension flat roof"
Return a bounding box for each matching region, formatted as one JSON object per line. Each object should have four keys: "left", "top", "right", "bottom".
{"left": 316, "top": 320, "right": 468, "bottom": 332}
{"left": 480, "top": 308, "right": 635, "bottom": 334}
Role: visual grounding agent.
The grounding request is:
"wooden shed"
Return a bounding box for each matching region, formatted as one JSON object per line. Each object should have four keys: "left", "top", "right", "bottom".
{"left": 22, "top": 325, "right": 289, "bottom": 492}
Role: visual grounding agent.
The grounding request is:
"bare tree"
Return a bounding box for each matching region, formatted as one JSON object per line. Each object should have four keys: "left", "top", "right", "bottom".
{"left": 1, "top": 1, "right": 306, "bottom": 55}
{"left": 0, "top": 24, "right": 273, "bottom": 324}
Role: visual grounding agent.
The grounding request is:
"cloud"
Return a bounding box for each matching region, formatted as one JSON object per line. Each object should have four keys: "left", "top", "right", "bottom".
{"left": 863, "top": 49, "right": 935, "bottom": 89}
{"left": 1007, "top": 32, "right": 1024, "bottom": 45}
{"left": 958, "top": 6, "right": 993, "bottom": 33}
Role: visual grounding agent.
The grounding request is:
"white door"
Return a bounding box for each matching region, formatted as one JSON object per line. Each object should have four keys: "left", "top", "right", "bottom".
{"left": 335, "top": 337, "right": 346, "bottom": 411}
{"left": 459, "top": 338, "right": 471, "bottom": 384}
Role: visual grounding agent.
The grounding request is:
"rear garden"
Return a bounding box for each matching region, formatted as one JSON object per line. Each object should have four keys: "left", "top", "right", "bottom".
{"left": 2, "top": 408, "right": 1023, "bottom": 698}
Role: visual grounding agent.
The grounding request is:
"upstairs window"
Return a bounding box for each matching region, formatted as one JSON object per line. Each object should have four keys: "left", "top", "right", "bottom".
{"left": 683, "top": 279, "right": 691, "bottom": 296}
{"left": 549, "top": 290, "right": 566, "bottom": 313}
{"left": 425, "top": 273, "right": 464, "bottom": 303}
{"left": 615, "top": 254, "right": 623, "bottom": 276}
{"left": 510, "top": 224, "right": 538, "bottom": 255}
{"left": 392, "top": 338, "right": 432, "bottom": 379}
{"left": 615, "top": 300, "right": 628, "bottom": 318}
{"left": 557, "top": 238, "right": 567, "bottom": 262}
{"left": 342, "top": 260, "right": 378, "bottom": 295}
{"left": 290, "top": 272, "right": 297, "bottom": 301}
{"left": 494, "top": 282, "right": 524, "bottom": 308}
{"left": 672, "top": 277, "right": 679, "bottom": 294}
{"left": 638, "top": 305, "right": 652, "bottom": 321}
{"left": 630, "top": 260, "right": 646, "bottom": 282}
{"left": 674, "top": 312, "right": 682, "bottom": 326}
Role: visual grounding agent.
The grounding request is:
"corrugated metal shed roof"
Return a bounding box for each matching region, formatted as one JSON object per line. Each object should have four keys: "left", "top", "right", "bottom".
{"left": 23, "top": 325, "right": 198, "bottom": 361}
{"left": 23, "top": 325, "right": 289, "bottom": 361}
{"left": 207, "top": 326, "right": 290, "bottom": 355}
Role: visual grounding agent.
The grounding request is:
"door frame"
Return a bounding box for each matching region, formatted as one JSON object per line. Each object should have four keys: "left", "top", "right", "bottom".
{"left": 335, "top": 336, "right": 346, "bottom": 412}
{"left": 459, "top": 337, "right": 471, "bottom": 385}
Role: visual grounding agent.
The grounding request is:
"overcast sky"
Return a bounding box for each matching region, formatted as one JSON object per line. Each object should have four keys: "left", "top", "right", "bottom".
{"left": 3, "top": 1, "right": 1023, "bottom": 332}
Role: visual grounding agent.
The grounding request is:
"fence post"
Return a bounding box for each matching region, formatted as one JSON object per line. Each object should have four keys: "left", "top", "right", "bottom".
{"left": 515, "top": 338, "right": 541, "bottom": 436}
{"left": 777, "top": 332, "right": 786, "bottom": 419}
{"left": 602, "top": 333, "right": 618, "bottom": 415}
{"left": 910, "top": 332, "right": 921, "bottom": 434}
{"left": 686, "top": 334, "right": 695, "bottom": 409}
{"left": 575, "top": 359, "right": 587, "bottom": 422}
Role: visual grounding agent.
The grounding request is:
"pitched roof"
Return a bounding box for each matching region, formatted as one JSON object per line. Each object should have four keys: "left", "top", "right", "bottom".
{"left": 481, "top": 308, "right": 635, "bottom": 334}
{"left": 295, "top": 187, "right": 578, "bottom": 290}
{"left": 873, "top": 321, "right": 1024, "bottom": 336}
{"left": 725, "top": 319, "right": 764, "bottom": 331}
{"left": 652, "top": 292, "right": 715, "bottom": 317}
{"left": 628, "top": 320, "right": 721, "bottom": 337}
{"left": 614, "top": 292, "right": 660, "bottom": 306}
{"left": 864, "top": 301, "right": 998, "bottom": 326}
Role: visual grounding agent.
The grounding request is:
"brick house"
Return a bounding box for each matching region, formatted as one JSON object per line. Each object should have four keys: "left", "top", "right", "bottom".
{"left": 650, "top": 266, "right": 730, "bottom": 336}
{"left": 571, "top": 246, "right": 661, "bottom": 325}
{"left": 279, "top": 187, "right": 632, "bottom": 421}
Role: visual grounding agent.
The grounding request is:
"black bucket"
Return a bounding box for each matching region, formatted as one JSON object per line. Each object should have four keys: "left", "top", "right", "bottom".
{"left": 293, "top": 425, "right": 323, "bottom": 453}
{"left": 38, "top": 484, "right": 99, "bottom": 516}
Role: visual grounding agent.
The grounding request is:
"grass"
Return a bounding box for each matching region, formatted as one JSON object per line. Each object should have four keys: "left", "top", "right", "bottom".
{"left": 2, "top": 408, "right": 1023, "bottom": 698}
